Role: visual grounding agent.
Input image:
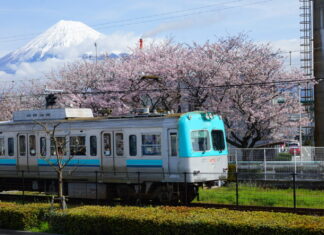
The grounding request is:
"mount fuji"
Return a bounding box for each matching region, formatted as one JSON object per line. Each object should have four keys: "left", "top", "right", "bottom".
{"left": 0, "top": 20, "right": 136, "bottom": 76}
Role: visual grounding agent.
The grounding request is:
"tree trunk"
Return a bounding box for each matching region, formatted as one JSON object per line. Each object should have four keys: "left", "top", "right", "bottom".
{"left": 57, "top": 170, "right": 63, "bottom": 198}
{"left": 57, "top": 170, "right": 66, "bottom": 210}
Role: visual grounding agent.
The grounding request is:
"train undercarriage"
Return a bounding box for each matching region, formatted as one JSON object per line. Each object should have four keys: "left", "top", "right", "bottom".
{"left": 0, "top": 177, "right": 199, "bottom": 204}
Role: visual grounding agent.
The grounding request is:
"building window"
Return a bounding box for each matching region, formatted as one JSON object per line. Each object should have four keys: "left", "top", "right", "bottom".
{"left": 191, "top": 130, "right": 210, "bottom": 152}
{"left": 40, "top": 137, "right": 46, "bottom": 157}
{"left": 8, "top": 138, "right": 14, "bottom": 156}
{"left": 142, "top": 134, "right": 161, "bottom": 156}
{"left": 90, "top": 136, "right": 97, "bottom": 156}
{"left": 103, "top": 133, "right": 111, "bottom": 156}
{"left": 0, "top": 138, "right": 4, "bottom": 156}
{"left": 70, "top": 136, "right": 86, "bottom": 156}
{"left": 19, "top": 135, "right": 26, "bottom": 156}
{"left": 29, "top": 135, "right": 36, "bottom": 156}
{"left": 170, "top": 133, "right": 177, "bottom": 157}
{"left": 115, "top": 133, "right": 124, "bottom": 156}
{"left": 129, "top": 135, "right": 137, "bottom": 156}
{"left": 211, "top": 130, "right": 225, "bottom": 151}
{"left": 50, "top": 137, "right": 66, "bottom": 156}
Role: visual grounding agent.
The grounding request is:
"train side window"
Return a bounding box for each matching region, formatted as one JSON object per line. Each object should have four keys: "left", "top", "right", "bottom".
{"left": 50, "top": 137, "right": 66, "bottom": 156}
{"left": 70, "top": 136, "right": 86, "bottom": 156}
{"left": 19, "top": 135, "right": 26, "bottom": 156}
{"left": 0, "top": 138, "right": 5, "bottom": 156}
{"left": 103, "top": 133, "right": 111, "bottom": 156}
{"left": 142, "top": 134, "right": 161, "bottom": 156}
{"left": 169, "top": 133, "right": 178, "bottom": 157}
{"left": 8, "top": 138, "right": 14, "bottom": 156}
{"left": 191, "top": 130, "right": 210, "bottom": 152}
{"left": 211, "top": 130, "right": 225, "bottom": 151}
{"left": 29, "top": 135, "right": 36, "bottom": 156}
{"left": 129, "top": 135, "right": 137, "bottom": 156}
{"left": 115, "top": 133, "right": 124, "bottom": 156}
{"left": 40, "top": 137, "right": 46, "bottom": 157}
{"left": 90, "top": 136, "right": 97, "bottom": 156}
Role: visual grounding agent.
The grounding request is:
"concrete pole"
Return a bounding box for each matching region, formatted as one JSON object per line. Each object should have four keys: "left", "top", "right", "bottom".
{"left": 314, "top": 0, "right": 324, "bottom": 146}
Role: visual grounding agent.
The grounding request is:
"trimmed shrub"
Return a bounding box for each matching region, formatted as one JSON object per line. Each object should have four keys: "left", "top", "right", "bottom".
{"left": 48, "top": 206, "right": 324, "bottom": 235}
{"left": 275, "top": 152, "right": 292, "bottom": 161}
{"left": 0, "top": 202, "right": 51, "bottom": 230}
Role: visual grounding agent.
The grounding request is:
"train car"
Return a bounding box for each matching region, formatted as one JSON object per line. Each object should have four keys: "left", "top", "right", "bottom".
{"left": 0, "top": 108, "right": 228, "bottom": 203}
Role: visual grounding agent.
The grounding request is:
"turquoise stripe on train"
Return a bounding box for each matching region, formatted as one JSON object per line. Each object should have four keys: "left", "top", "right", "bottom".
{"left": 38, "top": 159, "right": 100, "bottom": 167}
{"left": 126, "top": 159, "right": 162, "bottom": 168}
{"left": 0, "top": 159, "right": 16, "bottom": 166}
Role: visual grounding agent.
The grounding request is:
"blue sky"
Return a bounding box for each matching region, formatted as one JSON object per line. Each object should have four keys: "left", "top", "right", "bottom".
{"left": 0, "top": 0, "right": 301, "bottom": 68}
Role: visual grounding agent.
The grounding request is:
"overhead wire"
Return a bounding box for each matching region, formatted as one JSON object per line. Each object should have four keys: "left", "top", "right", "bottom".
{"left": 0, "top": 0, "right": 272, "bottom": 43}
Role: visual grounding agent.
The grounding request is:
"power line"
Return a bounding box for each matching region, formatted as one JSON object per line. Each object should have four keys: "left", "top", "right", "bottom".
{"left": 0, "top": 0, "right": 272, "bottom": 43}
{"left": 0, "top": 78, "right": 315, "bottom": 99}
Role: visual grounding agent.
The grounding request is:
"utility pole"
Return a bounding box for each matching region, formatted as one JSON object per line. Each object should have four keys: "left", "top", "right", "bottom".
{"left": 94, "top": 42, "right": 98, "bottom": 64}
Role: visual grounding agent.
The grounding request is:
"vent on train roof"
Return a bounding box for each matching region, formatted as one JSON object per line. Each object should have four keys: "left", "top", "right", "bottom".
{"left": 13, "top": 108, "right": 93, "bottom": 121}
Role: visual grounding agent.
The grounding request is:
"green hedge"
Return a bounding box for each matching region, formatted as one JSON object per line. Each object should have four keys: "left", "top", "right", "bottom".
{"left": 0, "top": 202, "right": 51, "bottom": 230}
{"left": 48, "top": 206, "right": 324, "bottom": 235}
{"left": 0, "top": 202, "right": 323, "bottom": 235}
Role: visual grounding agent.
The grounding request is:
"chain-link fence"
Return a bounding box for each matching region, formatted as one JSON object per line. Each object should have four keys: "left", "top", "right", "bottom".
{"left": 0, "top": 168, "right": 323, "bottom": 210}
{"left": 228, "top": 147, "right": 324, "bottom": 180}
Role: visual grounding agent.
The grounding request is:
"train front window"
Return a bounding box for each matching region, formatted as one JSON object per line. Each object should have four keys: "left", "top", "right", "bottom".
{"left": 142, "top": 134, "right": 161, "bottom": 156}
{"left": 0, "top": 138, "right": 4, "bottom": 156}
{"left": 50, "top": 137, "right": 66, "bottom": 156}
{"left": 191, "top": 130, "right": 210, "bottom": 152}
{"left": 70, "top": 136, "right": 86, "bottom": 156}
{"left": 211, "top": 130, "right": 225, "bottom": 151}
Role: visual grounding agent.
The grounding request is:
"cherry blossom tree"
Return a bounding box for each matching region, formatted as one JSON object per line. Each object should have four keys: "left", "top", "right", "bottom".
{"left": 44, "top": 35, "right": 311, "bottom": 148}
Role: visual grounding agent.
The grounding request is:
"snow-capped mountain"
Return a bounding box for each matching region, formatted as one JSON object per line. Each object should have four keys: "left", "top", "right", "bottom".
{"left": 0, "top": 20, "right": 104, "bottom": 74}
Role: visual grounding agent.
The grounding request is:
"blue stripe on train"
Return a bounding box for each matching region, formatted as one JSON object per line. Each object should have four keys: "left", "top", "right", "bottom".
{"left": 38, "top": 159, "right": 100, "bottom": 167}
{"left": 126, "top": 159, "right": 162, "bottom": 168}
{"left": 0, "top": 159, "right": 16, "bottom": 166}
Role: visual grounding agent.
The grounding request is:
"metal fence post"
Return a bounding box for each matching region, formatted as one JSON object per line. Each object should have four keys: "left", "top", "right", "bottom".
{"left": 95, "top": 171, "right": 98, "bottom": 205}
{"left": 137, "top": 172, "right": 141, "bottom": 204}
{"left": 292, "top": 173, "right": 296, "bottom": 210}
{"left": 264, "top": 149, "right": 267, "bottom": 180}
{"left": 22, "top": 170, "right": 25, "bottom": 204}
{"left": 235, "top": 172, "right": 239, "bottom": 207}
{"left": 184, "top": 172, "right": 188, "bottom": 205}
{"left": 235, "top": 149, "right": 238, "bottom": 172}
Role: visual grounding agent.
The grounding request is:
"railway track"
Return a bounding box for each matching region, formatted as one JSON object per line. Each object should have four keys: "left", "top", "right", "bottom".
{"left": 0, "top": 194, "right": 323, "bottom": 216}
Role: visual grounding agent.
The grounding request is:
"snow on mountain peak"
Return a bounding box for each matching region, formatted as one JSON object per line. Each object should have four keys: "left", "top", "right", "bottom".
{"left": 9, "top": 20, "right": 103, "bottom": 61}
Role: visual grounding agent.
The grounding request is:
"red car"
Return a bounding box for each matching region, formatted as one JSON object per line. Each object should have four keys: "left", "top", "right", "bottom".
{"left": 289, "top": 146, "right": 301, "bottom": 155}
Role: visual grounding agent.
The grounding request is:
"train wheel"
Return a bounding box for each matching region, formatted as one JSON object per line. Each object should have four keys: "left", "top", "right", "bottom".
{"left": 180, "top": 184, "right": 198, "bottom": 203}
{"left": 153, "top": 184, "right": 179, "bottom": 204}
{"left": 116, "top": 185, "right": 136, "bottom": 203}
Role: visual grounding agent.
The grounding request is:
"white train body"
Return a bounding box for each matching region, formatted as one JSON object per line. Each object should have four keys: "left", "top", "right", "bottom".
{"left": 0, "top": 108, "right": 228, "bottom": 202}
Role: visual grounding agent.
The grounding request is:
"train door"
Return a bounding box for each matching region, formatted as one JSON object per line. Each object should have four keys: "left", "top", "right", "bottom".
{"left": 17, "top": 133, "right": 38, "bottom": 171}
{"left": 27, "top": 134, "right": 38, "bottom": 171}
{"left": 168, "top": 129, "right": 178, "bottom": 174}
{"left": 17, "top": 133, "right": 28, "bottom": 171}
{"left": 101, "top": 131, "right": 114, "bottom": 172}
{"left": 101, "top": 131, "right": 126, "bottom": 174}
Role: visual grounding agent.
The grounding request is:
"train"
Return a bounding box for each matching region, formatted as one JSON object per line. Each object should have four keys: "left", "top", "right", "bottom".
{"left": 0, "top": 108, "right": 228, "bottom": 203}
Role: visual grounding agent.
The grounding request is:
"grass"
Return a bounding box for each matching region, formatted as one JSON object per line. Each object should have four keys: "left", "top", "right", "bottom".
{"left": 28, "top": 222, "right": 51, "bottom": 233}
{"left": 195, "top": 183, "right": 324, "bottom": 209}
